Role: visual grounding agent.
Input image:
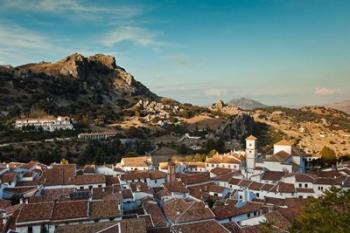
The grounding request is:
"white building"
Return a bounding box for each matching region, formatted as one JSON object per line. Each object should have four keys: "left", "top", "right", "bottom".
{"left": 117, "top": 156, "right": 153, "bottom": 171}
{"left": 246, "top": 135, "right": 257, "bottom": 172}
{"left": 15, "top": 116, "right": 73, "bottom": 132}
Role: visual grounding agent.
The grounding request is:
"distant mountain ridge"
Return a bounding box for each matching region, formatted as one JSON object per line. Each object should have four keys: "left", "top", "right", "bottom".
{"left": 228, "top": 97, "right": 267, "bottom": 110}
{"left": 325, "top": 100, "right": 350, "bottom": 114}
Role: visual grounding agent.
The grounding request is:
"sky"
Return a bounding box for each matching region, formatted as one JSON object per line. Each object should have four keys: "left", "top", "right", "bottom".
{"left": 0, "top": 0, "right": 349, "bottom": 106}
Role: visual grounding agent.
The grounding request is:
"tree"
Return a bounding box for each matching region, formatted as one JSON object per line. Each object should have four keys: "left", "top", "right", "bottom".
{"left": 260, "top": 220, "right": 274, "bottom": 233}
{"left": 194, "top": 153, "right": 205, "bottom": 162}
{"left": 320, "top": 146, "right": 336, "bottom": 166}
{"left": 208, "top": 149, "right": 218, "bottom": 158}
{"left": 291, "top": 187, "right": 350, "bottom": 233}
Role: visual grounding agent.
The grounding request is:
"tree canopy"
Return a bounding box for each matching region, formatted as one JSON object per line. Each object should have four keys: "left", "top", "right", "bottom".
{"left": 320, "top": 146, "right": 337, "bottom": 165}
{"left": 291, "top": 187, "right": 350, "bottom": 233}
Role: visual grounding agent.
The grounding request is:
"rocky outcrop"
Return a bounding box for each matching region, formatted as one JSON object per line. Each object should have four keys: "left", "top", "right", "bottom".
{"left": 217, "top": 113, "right": 254, "bottom": 140}
{"left": 0, "top": 53, "right": 158, "bottom": 117}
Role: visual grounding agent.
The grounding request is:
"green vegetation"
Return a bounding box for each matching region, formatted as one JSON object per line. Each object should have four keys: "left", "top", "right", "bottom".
{"left": 291, "top": 187, "right": 350, "bottom": 233}
{"left": 320, "top": 146, "right": 337, "bottom": 165}
{"left": 77, "top": 140, "right": 125, "bottom": 165}
{"left": 253, "top": 122, "right": 285, "bottom": 153}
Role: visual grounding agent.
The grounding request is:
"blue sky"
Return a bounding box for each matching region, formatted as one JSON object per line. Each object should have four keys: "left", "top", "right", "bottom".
{"left": 0, "top": 0, "right": 349, "bottom": 106}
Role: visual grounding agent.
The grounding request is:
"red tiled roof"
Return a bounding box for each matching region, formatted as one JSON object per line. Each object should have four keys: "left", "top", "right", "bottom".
{"left": 270, "top": 182, "right": 295, "bottom": 193}
{"left": 1, "top": 172, "right": 16, "bottom": 183}
{"left": 261, "top": 171, "right": 285, "bottom": 181}
{"left": 149, "top": 171, "right": 167, "bottom": 180}
{"left": 264, "top": 211, "right": 291, "bottom": 231}
{"left": 248, "top": 182, "right": 264, "bottom": 191}
{"left": 206, "top": 154, "right": 242, "bottom": 164}
{"left": 105, "top": 175, "right": 120, "bottom": 186}
{"left": 17, "top": 202, "right": 54, "bottom": 224}
{"left": 210, "top": 167, "right": 234, "bottom": 176}
{"left": 130, "top": 182, "right": 151, "bottom": 193}
{"left": 163, "top": 199, "right": 214, "bottom": 224}
{"left": 122, "top": 189, "right": 133, "bottom": 199}
{"left": 295, "top": 173, "right": 316, "bottom": 183}
{"left": 30, "top": 188, "right": 74, "bottom": 203}
{"left": 172, "top": 220, "right": 229, "bottom": 233}
{"left": 143, "top": 199, "right": 167, "bottom": 227}
{"left": 265, "top": 151, "right": 291, "bottom": 162}
{"left": 89, "top": 200, "right": 121, "bottom": 220}
{"left": 51, "top": 200, "right": 88, "bottom": 222}
{"left": 43, "top": 165, "right": 76, "bottom": 186}
{"left": 0, "top": 199, "right": 11, "bottom": 209}
{"left": 164, "top": 181, "right": 189, "bottom": 193}
{"left": 74, "top": 174, "right": 106, "bottom": 185}
{"left": 178, "top": 172, "right": 211, "bottom": 185}
{"left": 314, "top": 177, "right": 342, "bottom": 185}
{"left": 213, "top": 201, "right": 263, "bottom": 220}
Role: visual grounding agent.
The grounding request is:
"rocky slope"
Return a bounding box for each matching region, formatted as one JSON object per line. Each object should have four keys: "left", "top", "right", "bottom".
{"left": 0, "top": 53, "right": 158, "bottom": 121}
{"left": 252, "top": 106, "right": 350, "bottom": 156}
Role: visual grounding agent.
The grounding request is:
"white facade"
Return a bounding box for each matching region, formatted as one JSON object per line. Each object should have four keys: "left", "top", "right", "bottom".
{"left": 246, "top": 137, "right": 257, "bottom": 172}
{"left": 15, "top": 116, "right": 73, "bottom": 132}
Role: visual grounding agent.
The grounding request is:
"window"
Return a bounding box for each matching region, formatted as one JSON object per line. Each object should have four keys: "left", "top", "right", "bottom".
{"left": 305, "top": 184, "right": 308, "bottom": 188}
{"left": 155, "top": 179, "right": 158, "bottom": 183}
{"left": 256, "top": 193, "right": 259, "bottom": 197}
{"left": 299, "top": 183, "right": 302, "bottom": 188}
{"left": 247, "top": 213, "right": 251, "bottom": 218}
{"left": 28, "top": 226, "right": 33, "bottom": 233}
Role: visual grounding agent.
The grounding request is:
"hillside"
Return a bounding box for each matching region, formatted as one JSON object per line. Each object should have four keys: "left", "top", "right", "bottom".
{"left": 228, "top": 97, "right": 267, "bottom": 110}
{"left": 0, "top": 53, "right": 349, "bottom": 163}
{"left": 252, "top": 106, "right": 350, "bottom": 156}
{"left": 0, "top": 53, "right": 158, "bottom": 123}
{"left": 326, "top": 100, "right": 350, "bottom": 114}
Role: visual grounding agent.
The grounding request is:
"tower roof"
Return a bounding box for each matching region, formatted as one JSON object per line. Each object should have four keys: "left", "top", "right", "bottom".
{"left": 275, "top": 139, "right": 293, "bottom": 146}
{"left": 246, "top": 135, "right": 257, "bottom": 141}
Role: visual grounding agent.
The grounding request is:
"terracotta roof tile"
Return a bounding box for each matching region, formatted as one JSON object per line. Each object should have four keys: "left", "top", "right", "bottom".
{"left": 262, "top": 171, "right": 285, "bottom": 182}
{"left": 143, "top": 199, "right": 167, "bottom": 227}
{"left": 89, "top": 200, "right": 121, "bottom": 220}
{"left": 164, "top": 181, "right": 189, "bottom": 193}
{"left": 17, "top": 202, "right": 54, "bottom": 223}
{"left": 172, "top": 220, "right": 229, "bottom": 233}
{"left": 178, "top": 172, "right": 211, "bottom": 185}
{"left": 212, "top": 201, "right": 263, "bottom": 220}
{"left": 163, "top": 199, "right": 214, "bottom": 224}
{"left": 51, "top": 200, "right": 88, "bottom": 222}
{"left": 74, "top": 174, "right": 106, "bottom": 185}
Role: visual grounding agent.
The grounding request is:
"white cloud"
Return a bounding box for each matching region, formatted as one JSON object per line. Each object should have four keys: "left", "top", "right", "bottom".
{"left": 101, "top": 26, "right": 162, "bottom": 47}
{"left": 314, "top": 87, "right": 339, "bottom": 96}
{"left": 1, "top": 0, "right": 142, "bottom": 20}
{"left": 0, "top": 24, "right": 51, "bottom": 49}
{"left": 0, "top": 23, "right": 70, "bottom": 65}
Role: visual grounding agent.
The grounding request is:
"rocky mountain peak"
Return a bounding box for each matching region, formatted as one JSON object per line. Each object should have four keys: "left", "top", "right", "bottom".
{"left": 88, "top": 54, "right": 116, "bottom": 69}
